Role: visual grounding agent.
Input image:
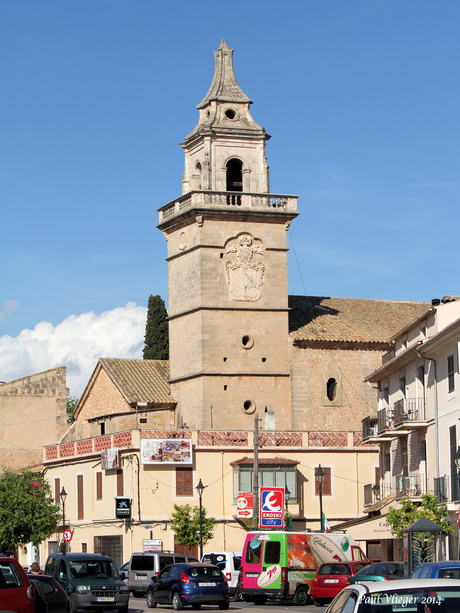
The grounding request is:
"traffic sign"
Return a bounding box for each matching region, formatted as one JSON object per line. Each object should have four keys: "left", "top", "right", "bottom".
{"left": 237, "top": 492, "right": 253, "bottom": 518}
{"left": 259, "top": 487, "right": 284, "bottom": 528}
{"left": 63, "top": 529, "right": 73, "bottom": 542}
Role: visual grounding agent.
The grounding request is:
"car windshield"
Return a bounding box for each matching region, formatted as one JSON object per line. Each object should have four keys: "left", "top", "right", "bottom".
{"left": 69, "top": 560, "right": 117, "bottom": 579}
{"left": 186, "top": 566, "right": 222, "bottom": 579}
{"left": 319, "top": 564, "right": 351, "bottom": 575}
{"left": 358, "top": 587, "right": 460, "bottom": 612}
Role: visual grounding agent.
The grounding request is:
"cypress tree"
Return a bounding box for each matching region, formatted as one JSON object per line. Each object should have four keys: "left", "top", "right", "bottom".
{"left": 143, "top": 294, "right": 169, "bottom": 360}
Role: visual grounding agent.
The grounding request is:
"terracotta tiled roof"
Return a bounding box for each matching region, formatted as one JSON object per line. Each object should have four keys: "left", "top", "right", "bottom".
{"left": 288, "top": 296, "right": 431, "bottom": 344}
{"left": 99, "top": 358, "right": 173, "bottom": 405}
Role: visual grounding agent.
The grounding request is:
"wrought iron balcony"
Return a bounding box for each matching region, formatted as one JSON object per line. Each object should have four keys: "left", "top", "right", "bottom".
{"left": 393, "top": 398, "right": 426, "bottom": 426}
{"left": 396, "top": 474, "right": 425, "bottom": 499}
{"left": 377, "top": 407, "right": 394, "bottom": 433}
{"left": 362, "top": 416, "right": 378, "bottom": 440}
{"left": 364, "top": 482, "right": 393, "bottom": 506}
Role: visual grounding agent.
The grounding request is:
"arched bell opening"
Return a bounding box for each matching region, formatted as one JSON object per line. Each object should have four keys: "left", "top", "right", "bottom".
{"left": 226, "top": 158, "right": 243, "bottom": 205}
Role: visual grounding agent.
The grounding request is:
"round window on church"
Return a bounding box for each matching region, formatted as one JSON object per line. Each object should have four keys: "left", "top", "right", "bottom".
{"left": 241, "top": 334, "right": 254, "bottom": 349}
{"left": 225, "top": 108, "right": 236, "bottom": 120}
{"left": 243, "top": 400, "right": 256, "bottom": 414}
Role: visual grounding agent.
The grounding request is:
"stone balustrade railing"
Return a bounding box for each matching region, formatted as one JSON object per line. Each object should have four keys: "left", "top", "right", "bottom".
{"left": 158, "top": 190, "right": 298, "bottom": 224}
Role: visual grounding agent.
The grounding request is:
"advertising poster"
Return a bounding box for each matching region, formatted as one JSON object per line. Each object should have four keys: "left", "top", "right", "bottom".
{"left": 101, "top": 448, "right": 119, "bottom": 470}
{"left": 140, "top": 438, "right": 192, "bottom": 465}
{"left": 259, "top": 486, "right": 285, "bottom": 528}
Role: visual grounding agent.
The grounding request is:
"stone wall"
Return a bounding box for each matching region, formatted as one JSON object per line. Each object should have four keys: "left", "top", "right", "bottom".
{"left": 0, "top": 366, "right": 68, "bottom": 472}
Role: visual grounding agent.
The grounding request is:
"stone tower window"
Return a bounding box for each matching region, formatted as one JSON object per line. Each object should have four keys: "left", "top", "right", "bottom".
{"left": 326, "top": 378, "right": 337, "bottom": 402}
{"left": 226, "top": 159, "right": 243, "bottom": 192}
{"left": 225, "top": 108, "right": 236, "bottom": 119}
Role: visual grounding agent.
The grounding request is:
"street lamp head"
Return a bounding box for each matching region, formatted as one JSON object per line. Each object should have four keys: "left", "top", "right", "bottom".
{"left": 60, "top": 487, "right": 68, "bottom": 504}
{"left": 315, "top": 465, "right": 326, "bottom": 485}
{"left": 196, "top": 479, "right": 205, "bottom": 498}
{"left": 285, "top": 485, "right": 291, "bottom": 502}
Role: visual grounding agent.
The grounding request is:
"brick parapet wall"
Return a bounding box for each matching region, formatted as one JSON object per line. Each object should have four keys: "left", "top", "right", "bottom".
{"left": 44, "top": 429, "right": 376, "bottom": 463}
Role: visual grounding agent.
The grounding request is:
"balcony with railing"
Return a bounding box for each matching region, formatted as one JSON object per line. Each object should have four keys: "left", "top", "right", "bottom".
{"left": 362, "top": 416, "right": 378, "bottom": 441}
{"left": 364, "top": 481, "right": 393, "bottom": 506}
{"left": 395, "top": 474, "right": 425, "bottom": 499}
{"left": 393, "top": 398, "right": 426, "bottom": 426}
{"left": 434, "top": 474, "right": 459, "bottom": 503}
{"left": 377, "top": 407, "right": 394, "bottom": 433}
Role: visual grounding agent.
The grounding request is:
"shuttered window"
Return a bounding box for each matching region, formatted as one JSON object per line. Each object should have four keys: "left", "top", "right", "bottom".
{"left": 77, "top": 474, "right": 84, "bottom": 520}
{"left": 96, "top": 472, "right": 103, "bottom": 500}
{"left": 54, "top": 478, "right": 60, "bottom": 504}
{"left": 176, "top": 468, "right": 193, "bottom": 496}
{"left": 117, "top": 469, "right": 124, "bottom": 496}
{"left": 315, "top": 466, "right": 332, "bottom": 496}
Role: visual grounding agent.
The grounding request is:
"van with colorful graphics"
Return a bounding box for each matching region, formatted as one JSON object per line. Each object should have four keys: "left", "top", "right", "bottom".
{"left": 240, "top": 531, "right": 367, "bottom": 605}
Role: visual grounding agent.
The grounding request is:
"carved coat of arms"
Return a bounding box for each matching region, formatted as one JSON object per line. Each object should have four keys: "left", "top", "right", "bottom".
{"left": 225, "top": 235, "right": 265, "bottom": 302}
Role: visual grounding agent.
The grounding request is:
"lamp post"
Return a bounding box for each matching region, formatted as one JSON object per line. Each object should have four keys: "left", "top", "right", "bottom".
{"left": 60, "top": 487, "right": 68, "bottom": 554}
{"left": 196, "top": 479, "right": 205, "bottom": 560}
{"left": 284, "top": 485, "right": 291, "bottom": 530}
{"left": 315, "top": 465, "right": 326, "bottom": 532}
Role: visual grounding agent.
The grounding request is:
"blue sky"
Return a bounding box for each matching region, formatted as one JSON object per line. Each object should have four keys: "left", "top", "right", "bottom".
{"left": 1, "top": 1, "right": 459, "bottom": 395}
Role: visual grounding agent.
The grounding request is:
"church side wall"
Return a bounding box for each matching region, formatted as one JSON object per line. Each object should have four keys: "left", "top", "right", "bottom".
{"left": 289, "top": 343, "right": 382, "bottom": 432}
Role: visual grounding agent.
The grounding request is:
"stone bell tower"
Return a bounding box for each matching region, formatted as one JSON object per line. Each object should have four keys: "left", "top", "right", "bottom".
{"left": 158, "top": 40, "right": 298, "bottom": 430}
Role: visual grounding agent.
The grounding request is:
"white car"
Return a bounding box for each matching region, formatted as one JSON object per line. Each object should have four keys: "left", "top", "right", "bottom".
{"left": 324, "top": 578, "right": 460, "bottom": 612}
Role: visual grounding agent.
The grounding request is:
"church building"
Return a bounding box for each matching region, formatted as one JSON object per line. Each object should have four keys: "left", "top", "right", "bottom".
{"left": 37, "top": 41, "right": 430, "bottom": 568}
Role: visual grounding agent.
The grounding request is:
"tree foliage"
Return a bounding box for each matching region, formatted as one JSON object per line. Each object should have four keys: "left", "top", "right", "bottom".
{"left": 66, "top": 396, "right": 79, "bottom": 414}
{"left": 169, "top": 504, "right": 216, "bottom": 550}
{"left": 0, "top": 470, "right": 61, "bottom": 551}
{"left": 386, "top": 494, "right": 453, "bottom": 539}
{"left": 143, "top": 295, "right": 169, "bottom": 360}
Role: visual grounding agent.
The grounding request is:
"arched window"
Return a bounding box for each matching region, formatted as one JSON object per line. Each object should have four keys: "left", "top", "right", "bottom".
{"left": 226, "top": 159, "right": 243, "bottom": 192}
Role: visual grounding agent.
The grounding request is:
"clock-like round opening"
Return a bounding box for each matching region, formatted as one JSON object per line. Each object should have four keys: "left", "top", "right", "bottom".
{"left": 241, "top": 334, "right": 254, "bottom": 349}
{"left": 225, "top": 109, "right": 236, "bottom": 119}
{"left": 243, "top": 400, "right": 256, "bottom": 414}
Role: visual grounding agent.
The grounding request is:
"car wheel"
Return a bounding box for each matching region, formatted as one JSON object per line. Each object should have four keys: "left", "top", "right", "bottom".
{"left": 218, "top": 603, "right": 230, "bottom": 610}
{"left": 146, "top": 591, "right": 157, "bottom": 608}
{"left": 293, "top": 585, "right": 309, "bottom": 605}
{"left": 172, "top": 592, "right": 184, "bottom": 610}
{"left": 234, "top": 587, "right": 244, "bottom": 602}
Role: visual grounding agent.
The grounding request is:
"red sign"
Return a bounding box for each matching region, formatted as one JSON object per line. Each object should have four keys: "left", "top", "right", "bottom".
{"left": 63, "top": 529, "right": 73, "bottom": 542}
{"left": 237, "top": 492, "right": 254, "bottom": 519}
{"left": 259, "top": 487, "right": 284, "bottom": 528}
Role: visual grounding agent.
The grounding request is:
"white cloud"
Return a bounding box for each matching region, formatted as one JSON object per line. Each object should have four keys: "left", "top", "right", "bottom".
{"left": 0, "top": 299, "right": 19, "bottom": 322}
{"left": 0, "top": 302, "right": 147, "bottom": 398}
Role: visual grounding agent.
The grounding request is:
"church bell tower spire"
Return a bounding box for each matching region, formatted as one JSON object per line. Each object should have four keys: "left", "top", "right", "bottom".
{"left": 158, "top": 42, "right": 299, "bottom": 431}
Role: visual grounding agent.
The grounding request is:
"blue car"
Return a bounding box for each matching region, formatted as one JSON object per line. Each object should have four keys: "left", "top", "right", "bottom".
{"left": 411, "top": 560, "right": 460, "bottom": 579}
{"left": 146, "top": 562, "right": 229, "bottom": 610}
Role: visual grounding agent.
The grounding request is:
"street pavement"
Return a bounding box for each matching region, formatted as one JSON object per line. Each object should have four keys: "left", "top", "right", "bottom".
{"left": 126, "top": 597, "right": 326, "bottom": 613}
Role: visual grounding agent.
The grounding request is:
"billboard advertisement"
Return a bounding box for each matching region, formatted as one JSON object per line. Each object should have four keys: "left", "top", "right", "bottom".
{"left": 259, "top": 486, "right": 285, "bottom": 528}
{"left": 140, "top": 438, "right": 192, "bottom": 465}
{"left": 101, "top": 448, "right": 119, "bottom": 470}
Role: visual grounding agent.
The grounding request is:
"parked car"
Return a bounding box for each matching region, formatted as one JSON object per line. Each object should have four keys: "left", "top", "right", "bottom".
{"left": 146, "top": 562, "right": 229, "bottom": 610}
{"left": 201, "top": 551, "right": 241, "bottom": 595}
{"left": 411, "top": 560, "right": 460, "bottom": 579}
{"left": 27, "top": 573, "right": 71, "bottom": 613}
{"left": 347, "top": 561, "right": 404, "bottom": 584}
{"left": 119, "top": 561, "right": 129, "bottom": 584}
{"left": 324, "top": 578, "right": 460, "bottom": 612}
{"left": 0, "top": 557, "right": 37, "bottom": 613}
{"left": 127, "top": 551, "right": 199, "bottom": 597}
{"left": 311, "top": 561, "right": 370, "bottom": 605}
{"left": 44, "top": 552, "right": 129, "bottom": 613}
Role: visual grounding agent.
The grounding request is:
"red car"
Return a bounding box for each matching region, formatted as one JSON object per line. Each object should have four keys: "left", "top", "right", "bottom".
{"left": 311, "top": 560, "right": 370, "bottom": 606}
{"left": 0, "top": 557, "right": 38, "bottom": 613}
